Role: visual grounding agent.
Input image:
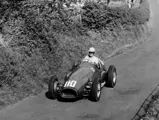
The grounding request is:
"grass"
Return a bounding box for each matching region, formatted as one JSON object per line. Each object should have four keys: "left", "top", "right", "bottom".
{"left": 132, "top": 86, "right": 159, "bottom": 120}
{"left": 0, "top": 0, "right": 151, "bottom": 109}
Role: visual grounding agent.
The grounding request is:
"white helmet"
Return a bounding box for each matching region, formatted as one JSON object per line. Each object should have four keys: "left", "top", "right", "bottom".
{"left": 88, "top": 47, "right": 95, "bottom": 53}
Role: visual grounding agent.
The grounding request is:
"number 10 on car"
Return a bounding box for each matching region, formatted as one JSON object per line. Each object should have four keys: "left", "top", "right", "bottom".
{"left": 64, "top": 80, "right": 77, "bottom": 87}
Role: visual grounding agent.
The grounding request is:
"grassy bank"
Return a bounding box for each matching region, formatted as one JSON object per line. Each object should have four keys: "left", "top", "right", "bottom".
{"left": 132, "top": 85, "right": 159, "bottom": 120}
{"left": 0, "top": 0, "right": 150, "bottom": 109}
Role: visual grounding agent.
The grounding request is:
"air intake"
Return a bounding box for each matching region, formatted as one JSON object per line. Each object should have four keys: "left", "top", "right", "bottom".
{"left": 61, "top": 88, "right": 78, "bottom": 99}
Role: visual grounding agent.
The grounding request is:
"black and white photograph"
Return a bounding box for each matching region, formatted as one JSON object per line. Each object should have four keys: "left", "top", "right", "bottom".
{"left": 0, "top": 0, "right": 156, "bottom": 120}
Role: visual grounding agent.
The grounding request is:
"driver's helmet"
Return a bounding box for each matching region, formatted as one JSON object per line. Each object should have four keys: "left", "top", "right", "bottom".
{"left": 88, "top": 47, "right": 95, "bottom": 57}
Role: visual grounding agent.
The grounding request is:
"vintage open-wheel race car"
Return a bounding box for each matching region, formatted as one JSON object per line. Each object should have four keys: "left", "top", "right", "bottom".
{"left": 48, "top": 61, "right": 117, "bottom": 102}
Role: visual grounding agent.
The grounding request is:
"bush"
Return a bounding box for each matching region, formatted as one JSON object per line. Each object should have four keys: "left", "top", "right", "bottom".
{"left": 82, "top": 0, "right": 150, "bottom": 30}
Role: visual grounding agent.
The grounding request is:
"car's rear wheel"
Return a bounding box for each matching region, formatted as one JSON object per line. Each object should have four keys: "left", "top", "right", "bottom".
{"left": 48, "top": 75, "right": 58, "bottom": 99}
{"left": 89, "top": 78, "right": 101, "bottom": 102}
{"left": 105, "top": 65, "right": 117, "bottom": 88}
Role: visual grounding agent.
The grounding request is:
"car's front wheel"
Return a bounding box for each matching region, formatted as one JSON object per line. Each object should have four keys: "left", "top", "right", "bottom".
{"left": 105, "top": 65, "right": 117, "bottom": 88}
{"left": 48, "top": 75, "right": 58, "bottom": 99}
{"left": 89, "top": 78, "right": 101, "bottom": 102}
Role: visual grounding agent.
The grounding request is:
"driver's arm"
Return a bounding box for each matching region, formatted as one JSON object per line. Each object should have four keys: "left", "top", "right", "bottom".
{"left": 98, "top": 59, "right": 106, "bottom": 71}
{"left": 99, "top": 59, "right": 104, "bottom": 65}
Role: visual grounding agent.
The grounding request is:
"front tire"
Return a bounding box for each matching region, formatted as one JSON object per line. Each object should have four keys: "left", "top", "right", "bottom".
{"left": 48, "top": 75, "right": 58, "bottom": 99}
{"left": 105, "top": 65, "right": 117, "bottom": 88}
{"left": 89, "top": 78, "right": 101, "bottom": 102}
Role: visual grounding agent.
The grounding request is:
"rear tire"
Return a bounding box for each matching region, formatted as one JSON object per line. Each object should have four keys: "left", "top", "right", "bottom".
{"left": 89, "top": 78, "right": 101, "bottom": 102}
{"left": 48, "top": 75, "right": 58, "bottom": 99}
{"left": 105, "top": 65, "right": 117, "bottom": 88}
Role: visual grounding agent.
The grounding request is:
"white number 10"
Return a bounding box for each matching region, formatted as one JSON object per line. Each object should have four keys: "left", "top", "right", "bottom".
{"left": 64, "top": 80, "right": 77, "bottom": 87}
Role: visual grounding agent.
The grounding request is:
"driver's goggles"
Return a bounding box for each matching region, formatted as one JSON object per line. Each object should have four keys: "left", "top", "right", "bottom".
{"left": 89, "top": 52, "right": 95, "bottom": 54}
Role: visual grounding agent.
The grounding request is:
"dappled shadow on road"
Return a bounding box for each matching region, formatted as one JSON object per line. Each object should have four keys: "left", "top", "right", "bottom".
{"left": 45, "top": 91, "right": 83, "bottom": 103}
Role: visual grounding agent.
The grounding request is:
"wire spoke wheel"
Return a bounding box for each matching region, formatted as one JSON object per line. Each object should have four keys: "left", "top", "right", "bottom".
{"left": 97, "top": 83, "right": 101, "bottom": 98}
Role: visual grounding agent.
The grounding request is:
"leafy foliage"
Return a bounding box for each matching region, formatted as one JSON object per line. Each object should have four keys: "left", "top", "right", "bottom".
{"left": 82, "top": 0, "right": 150, "bottom": 30}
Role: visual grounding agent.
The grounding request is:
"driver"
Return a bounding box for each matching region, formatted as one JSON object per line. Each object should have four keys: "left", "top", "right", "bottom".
{"left": 82, "top": 47, "right": 104, "bottom": 69}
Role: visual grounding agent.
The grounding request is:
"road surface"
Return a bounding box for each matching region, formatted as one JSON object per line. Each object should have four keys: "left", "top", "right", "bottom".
{"left": 0, "top": 0, "right": 159, "bottom": 120}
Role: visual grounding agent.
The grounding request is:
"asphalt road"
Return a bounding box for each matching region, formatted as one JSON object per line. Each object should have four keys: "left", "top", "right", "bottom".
{"left": 0, "top": 0, "right": 159, "bottom": 120}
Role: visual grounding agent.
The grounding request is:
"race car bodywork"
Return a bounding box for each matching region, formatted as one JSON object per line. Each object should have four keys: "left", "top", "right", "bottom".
{"left": 48, "top": 61, "right": 117, "bottom": 102}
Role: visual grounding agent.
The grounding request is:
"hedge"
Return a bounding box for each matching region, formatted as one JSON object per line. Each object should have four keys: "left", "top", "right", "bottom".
{"left": 81, "top": 0, "right": 150, "bottom": 30}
